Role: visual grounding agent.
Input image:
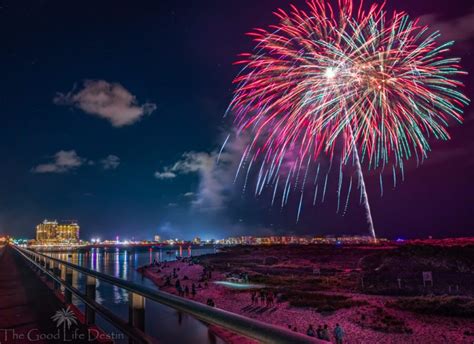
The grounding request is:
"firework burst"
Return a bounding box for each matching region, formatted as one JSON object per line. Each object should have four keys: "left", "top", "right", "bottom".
{"left": 226, "top": 0, "right": 469, "bottom": 238}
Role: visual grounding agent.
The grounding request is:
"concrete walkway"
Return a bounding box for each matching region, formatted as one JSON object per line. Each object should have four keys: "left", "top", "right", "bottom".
{"left": 0, "top": 245, "right": 96, "bottom": 343}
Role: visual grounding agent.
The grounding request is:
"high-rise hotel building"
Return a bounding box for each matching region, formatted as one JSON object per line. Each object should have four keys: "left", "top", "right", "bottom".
{"left": 36, "top": 220, "right": 80, "bottom": 243}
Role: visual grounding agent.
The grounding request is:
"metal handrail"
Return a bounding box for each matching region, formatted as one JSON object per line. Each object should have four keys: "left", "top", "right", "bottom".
{"left": 14, "top": 245, "right": 322, "bottom": 344}
{"left": 13, "top": 245, "right": 154, "bottom": 343}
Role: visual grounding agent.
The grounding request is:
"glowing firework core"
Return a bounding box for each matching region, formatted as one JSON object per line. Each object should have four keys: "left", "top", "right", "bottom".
{"left": 324, "top": 67, "right": 338, "bottom": 79}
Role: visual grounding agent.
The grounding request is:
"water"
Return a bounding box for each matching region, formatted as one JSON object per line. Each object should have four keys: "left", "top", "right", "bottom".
{"left": 47, "top": 246, "right": 224, "bottom": 344}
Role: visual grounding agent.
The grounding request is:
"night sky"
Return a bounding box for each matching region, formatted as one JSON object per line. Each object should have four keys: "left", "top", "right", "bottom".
{"left": 0, "top": 0, "right": 472, "bottom": 241}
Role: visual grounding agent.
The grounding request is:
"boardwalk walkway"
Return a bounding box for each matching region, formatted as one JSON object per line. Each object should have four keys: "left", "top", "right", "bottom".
{"left": 0, "top": 245, "right": 96, "bottom": 343}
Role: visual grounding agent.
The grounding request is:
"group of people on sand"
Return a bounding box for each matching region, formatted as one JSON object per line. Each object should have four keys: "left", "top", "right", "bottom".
{"left": 250, "top": 290, "right": 275, "bottom": 307}
{"left": 303, "top": 323, "right": 344, "bottom": 343}
{"left": 148, "top": 261, "right": 347, "bottom": 343}
{"left": 174, "top": 275, "right": 200, "bottom": 298}
{"left": 149, "top": 259, "right": 169, "bottom": 272}
{"left": 201, "top": 265, "right": 213, "bottom": 281}
{"left": 155, "top": 261, "right": 215, "bottom": 302}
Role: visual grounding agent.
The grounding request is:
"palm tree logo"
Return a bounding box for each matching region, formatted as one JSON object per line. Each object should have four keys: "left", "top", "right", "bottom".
{"left": 51, "top": 306, "right": 78, "bottom": 337}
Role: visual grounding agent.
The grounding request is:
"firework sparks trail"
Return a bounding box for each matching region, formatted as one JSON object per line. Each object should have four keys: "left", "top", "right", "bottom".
{"left": 351, "top": 127, "right": 376, "bottom": 239}
{"left": 225, "top": 0, "right": 469, "bottom": 238}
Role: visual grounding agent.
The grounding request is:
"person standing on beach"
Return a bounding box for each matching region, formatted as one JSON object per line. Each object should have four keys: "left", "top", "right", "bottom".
{"left": 316, "top": 325, "right": 323, "bottom": 339}
{"left": 259, "top": 290, "right": 265, "bottom": 305}
{"left": 177, "top": 285, "right": 184, "bottom": 296}
{"left": 266, "top": 291, "right": 274, "bottom": 307}
{"left": 306, "top": 325, "right": 315, "bottom": 337}
{"left": 334, "top": 323, "right": 344, "bottom": 344}
{"left": 175, "top": 279, "right": 181, "bottom": 291}
{"left": 321, "top": 324, "right": 330, "bottom": 341}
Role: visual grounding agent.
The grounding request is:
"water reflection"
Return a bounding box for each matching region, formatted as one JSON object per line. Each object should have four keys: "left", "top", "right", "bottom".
{"left": 47, "top": 247, "right": 222, "bottom": 344}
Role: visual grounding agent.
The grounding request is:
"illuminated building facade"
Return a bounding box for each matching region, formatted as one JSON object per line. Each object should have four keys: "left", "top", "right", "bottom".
{"left": 35, "top": 219, "right": 80, "bottom": 243}
{"left": 36, "top": 220, "right": 57, "bottom": 241}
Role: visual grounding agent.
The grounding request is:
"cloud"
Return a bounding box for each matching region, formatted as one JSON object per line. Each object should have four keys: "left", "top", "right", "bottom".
{"left": 54, "top": 80, "right": 157, "bottom": 127}
{"left": 155, "top": 152, "right": 226, "bottom": 209}
{"left": 155, "top": 133, "right": 248, "bottom": 210}
{"left": 177, "top": 152, "right": 231, "bottom": 210}
{"left": 100, "top": 155, "right": 120, "bottom": 170}
{"left": 420, "top": 8, "right": 474, "bottom": 43}
{"left": 33, "top": 151, "right": 122, "bottom": 174}
{"left": 32, "top": 150, "right": 85, "bottom": 174}
{"left": 168, "top": 152, "right": 210, "bottom": 174}
{"left": 154, "top": 171, "right": 177, "bottom": 179}
{"left": 183, "top": 192, "right": 195, "bottom": 197}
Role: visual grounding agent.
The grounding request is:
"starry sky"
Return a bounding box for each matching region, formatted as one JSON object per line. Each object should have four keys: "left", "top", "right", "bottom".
{"left": 0, "top": 0, "right": 472, "bottom": 241}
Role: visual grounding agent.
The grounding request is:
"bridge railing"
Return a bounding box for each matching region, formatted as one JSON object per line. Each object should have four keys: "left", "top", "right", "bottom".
{"left": 13, "top": 245, "right": 320, "bottom": 344}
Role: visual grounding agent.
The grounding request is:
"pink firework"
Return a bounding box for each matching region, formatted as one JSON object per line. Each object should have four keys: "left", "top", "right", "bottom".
{"left": 226, "top": 0, "right": 469, "bottom": 238}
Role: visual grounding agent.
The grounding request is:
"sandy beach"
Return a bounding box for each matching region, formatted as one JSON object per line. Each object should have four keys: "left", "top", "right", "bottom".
{"left": 138, "top": 258, "right": 474, "bottom": 344}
